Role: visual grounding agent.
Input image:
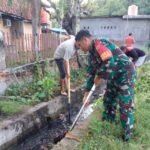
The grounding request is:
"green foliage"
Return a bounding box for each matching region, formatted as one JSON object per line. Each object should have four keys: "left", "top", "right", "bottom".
{"left": 4, "top": 61, "right": 86, "bottom": 107}
{"left": 3, "top": 59, "right": 86, "bottom": 115}
{"left": 7, "top": 0, "right": 13, "bottom": 6}
{"left": 5, "top": 61, "right": 58, "bottom": 105}
{"left": 78, "top": 64, "right": 150, "bottom": 150}
{"left": 0, "top": 100, "right": 27, "bottom": 115}
{"left": 86, "top": 0, "right": 150, "bottom": 16}
{"left": 91, "top": 0, "right": 127, "bottom": 16}
{"left": 58, "top": 0, "right": 68, "bottom": 17}
{"left": 70, "top": 68, "right": 86, "bottom": 85}
{"left": 51, "top": 0, "right": 150, "bottom": 29}
{"left": 5, "top": 74, "right": 57, "bottom": 105}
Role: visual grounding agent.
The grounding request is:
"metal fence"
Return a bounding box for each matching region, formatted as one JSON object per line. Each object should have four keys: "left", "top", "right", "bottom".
{"left": 4, "top": 33, "right": 60, "bottom": 67}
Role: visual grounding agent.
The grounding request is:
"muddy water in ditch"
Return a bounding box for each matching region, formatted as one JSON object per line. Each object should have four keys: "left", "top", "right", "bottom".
{"left": 14, "top": 102, "right": 82, "bottom": 150}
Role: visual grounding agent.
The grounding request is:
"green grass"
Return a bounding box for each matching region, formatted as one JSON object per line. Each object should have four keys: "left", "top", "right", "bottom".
{"left": 0, "top": 100, "right": 28, "bottom": 115}
{"left": 70, "top": 67, "right": 86, "bottom": 85}
{"left": 5, "top": 69, "right": 59, "bottom": 105}
{"left": 0, "top": 66, "right": 85, "bottom": 116}
{"left": 78, "top": 64, "right": 150, "bottom": 150}
{"left": 4, "top": 65, "right": 86, "bottom": 106}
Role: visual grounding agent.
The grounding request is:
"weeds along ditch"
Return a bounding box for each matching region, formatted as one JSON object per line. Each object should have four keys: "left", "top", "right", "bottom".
{"left": 0, "top": 61, "right": 86, "bottom": 117}
{"left": 78, "top": 63, "right": 150, "bottom": 150}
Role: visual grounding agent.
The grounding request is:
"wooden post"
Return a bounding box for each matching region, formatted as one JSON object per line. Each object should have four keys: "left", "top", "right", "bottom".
{"left": 32, "top": 0, "right": 41, "bottom": 60}
{"left": 0, "top": 31, "right": 6, "bottom": 70}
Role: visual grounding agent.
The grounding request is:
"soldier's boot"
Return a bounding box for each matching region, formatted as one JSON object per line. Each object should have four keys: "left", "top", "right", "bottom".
{"left": 122, "top": 127, "right": 133, "bottom": 142}
{"left": 120, "top": 107, "right": 134, "bottom": 142}
{"left": 102, "top": 106, "right": 116, "bottom": 122}
{"left": 102, "top": 111, "right": 116, "bottom": 122}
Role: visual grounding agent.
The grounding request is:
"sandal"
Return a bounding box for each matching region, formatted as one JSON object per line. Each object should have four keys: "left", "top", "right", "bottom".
{"left": 70, "top": 89, "right": 75, "bottom": 92}
{"left": 61, "top": 91, "right": 67, "bottom": 96}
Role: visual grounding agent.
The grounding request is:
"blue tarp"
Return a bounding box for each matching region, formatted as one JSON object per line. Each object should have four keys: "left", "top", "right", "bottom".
{"left": 49, "top": 28, "right": 67, "bottom": 34}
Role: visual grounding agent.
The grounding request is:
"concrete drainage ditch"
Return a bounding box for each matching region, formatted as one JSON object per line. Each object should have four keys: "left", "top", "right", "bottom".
{"left": 0, "top": 85, "right": 103, "bottom": 150}
{"left": 15, "top": 102, "right": 83, "bottom": 150}
{"left": 0, "top": 87, "right": 84, "bottom": 150}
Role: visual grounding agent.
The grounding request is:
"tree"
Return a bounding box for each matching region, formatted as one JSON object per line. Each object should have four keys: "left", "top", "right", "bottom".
{"left": 32, "top": 0, "right": 41, "bottom": 59}
{"left": 30, "top": 0, "right": 150, "bottom": 36}
{"left": 89, "top": 0, "right": 150, "bottom": 16}
{"left": 61, "top": 0, "right": 93, "bottom": 34}
{"left": 48, "top": 0, "right": 62, "bottom": 25}
{"left": 61, "top": 0, "right": 79, "bottom": 34}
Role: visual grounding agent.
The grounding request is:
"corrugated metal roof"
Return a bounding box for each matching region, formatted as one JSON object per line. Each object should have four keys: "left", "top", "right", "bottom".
{"left": 0, "top": 0, "right": 32, "bottom": 20}
{"left": 80, "top": 15, "right": 150, "bottom": 20}
{"left": 80, "top": 15, "right": 122, "bottom": 19}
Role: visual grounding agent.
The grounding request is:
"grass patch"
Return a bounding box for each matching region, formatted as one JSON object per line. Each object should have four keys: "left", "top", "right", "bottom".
{"left": 78, "top": 64, "right": 150, "bottom": 150}
{"left": 4, "top": 68, "right": 86, "bottom": 106}
{"left": 5, "top": 73, "right": 58, "bottom": 105}
{"left": 2, "top": 63, "right": 86, "bottom": 117}
{"left": 4, "top": 62, "right": 86, "bottom": 106}
{"left": 0, "top": 62, "right": 86, "bottom": 117}
{"left": 0, "top": 100, "right": 28, "bottom": 115}
{"left": 71, "top": 67, "right": 86, "bottom": 85}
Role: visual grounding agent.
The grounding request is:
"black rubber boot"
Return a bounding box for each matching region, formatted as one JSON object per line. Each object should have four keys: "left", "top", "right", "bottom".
{"left": 122, "top": 134, "right": 130, "bottom": 142}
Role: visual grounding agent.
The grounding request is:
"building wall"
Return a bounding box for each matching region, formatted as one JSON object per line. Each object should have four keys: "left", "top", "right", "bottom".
{"left": 23, "top": 22, "right": 32, "bottom": 34}
{"left": 10, "top": 20, "right": 24, "bottom": 37}
{"left": 80, "top": 17, "right": 122, "bottom": 40}
{"left": 0, "top": 18, "right": 10, "bottom": 33}
{"left": 0, "top": 29, "right": 6, "bottom": 70}
{"left": 80, "top": 17, "right": 150, "bottom": 47}
{"left": 23, "top": 22, "right": 42, "bottom": 34}
{"left": 122, "top": 19, "right": 150, "bottom": 42}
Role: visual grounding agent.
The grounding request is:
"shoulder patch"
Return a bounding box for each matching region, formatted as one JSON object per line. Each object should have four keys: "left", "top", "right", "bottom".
{"left": 95, "top": 40, "right": 112, "bottom": 61}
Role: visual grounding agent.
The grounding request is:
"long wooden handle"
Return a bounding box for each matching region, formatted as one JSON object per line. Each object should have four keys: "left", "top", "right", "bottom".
{"left": 70, "top": 84, "right": 96, "bottom": 131}
{"left": 67, "top": 60, "right": 71, "bottom": 104}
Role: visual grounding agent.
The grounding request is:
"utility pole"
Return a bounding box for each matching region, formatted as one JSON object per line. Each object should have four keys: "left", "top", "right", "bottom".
{"left": 32, "top": 0, "right": 41, "bottom": 60}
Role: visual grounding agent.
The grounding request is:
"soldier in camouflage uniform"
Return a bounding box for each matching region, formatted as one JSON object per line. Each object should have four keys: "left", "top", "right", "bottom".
{"left": 75, "top": 30, "right": 136, "bottom": 141}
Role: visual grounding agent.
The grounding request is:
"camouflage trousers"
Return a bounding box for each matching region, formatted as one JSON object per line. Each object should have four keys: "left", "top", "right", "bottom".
{"left": 102, "top": 75, "right": 136, "bottom": 141}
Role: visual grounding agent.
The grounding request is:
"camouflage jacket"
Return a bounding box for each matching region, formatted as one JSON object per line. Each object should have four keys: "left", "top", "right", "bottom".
{"left": 85, "top": 38, "right": 135, "bottom": 91}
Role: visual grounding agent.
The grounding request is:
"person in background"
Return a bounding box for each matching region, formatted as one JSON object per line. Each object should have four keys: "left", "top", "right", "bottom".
{"left": 125, "top": 33, "right": 135, "bottom": 51}
{"left": 54, "top": 35, "right": 79, "bottom": 95}
{"left": 120, "top": 46, "right": 146, "bottom": 63}
{"left": 75, "top": 30, "right": 136, "bottom": 141}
